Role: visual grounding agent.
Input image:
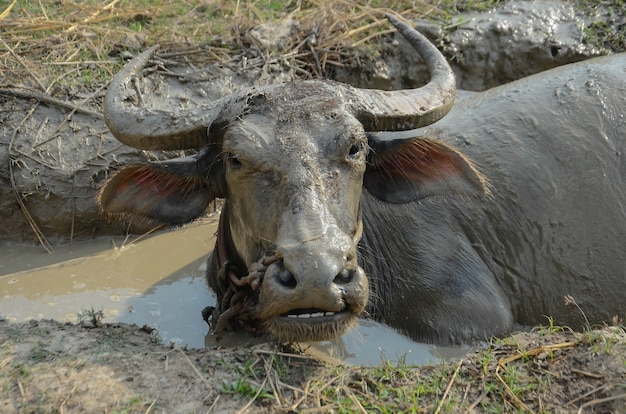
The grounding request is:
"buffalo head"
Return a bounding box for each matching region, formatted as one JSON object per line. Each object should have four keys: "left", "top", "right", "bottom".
{"left": 98, "top": 14, "right": 460, "bottom": 342}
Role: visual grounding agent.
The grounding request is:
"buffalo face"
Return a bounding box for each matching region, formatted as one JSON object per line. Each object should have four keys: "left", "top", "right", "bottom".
{"left": 216, "top": 94, "right": 370, "bottom": 341}
{"left": 98, "top": 14, "right": 458, "bottom": 343}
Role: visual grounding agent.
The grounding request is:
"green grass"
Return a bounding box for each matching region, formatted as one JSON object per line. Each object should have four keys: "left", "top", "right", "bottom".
{"left": 569, "top": 1, "right": 625, "bottom": 52}
{"left": 110, "top": 396, "right": 148, "bottom": 414}
{"left": 221, "top": 377, "right": 274, "bottom": 399}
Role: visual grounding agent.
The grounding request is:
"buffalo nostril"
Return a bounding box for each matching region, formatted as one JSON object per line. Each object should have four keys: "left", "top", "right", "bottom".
{"left": 276, "top": 268, "right": 297, "bottom": 289}
{"left": 334, "top": 268, "right": 354, "bottom": 285}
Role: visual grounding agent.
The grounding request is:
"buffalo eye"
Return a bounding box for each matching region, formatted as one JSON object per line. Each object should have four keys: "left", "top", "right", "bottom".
{"left": 226, "top": 153, "right": 242, "bottom": 168}
{"left": 347, "top": 141, "right": 366, "bottom": 159}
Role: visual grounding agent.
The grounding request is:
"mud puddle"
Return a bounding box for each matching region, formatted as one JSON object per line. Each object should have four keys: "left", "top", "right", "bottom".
{"left": 0, "top": 219, "right": 469, "bottom": 366}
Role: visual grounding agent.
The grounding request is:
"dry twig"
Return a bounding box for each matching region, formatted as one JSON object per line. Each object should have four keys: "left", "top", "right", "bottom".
{"left": 0, "top": 37, "right": 47, "bottom": 91}
{"left": 577, "top": 393, "right": 626, "bottom": 414}
{"left": 0, "top": 87, "right": 104, "bottom": 119}
{"left": 8, "top": 105, "right": 54, "bottom": 252}
{"left": 434, "top": 359, "right": 464, "bottom": 414}
{"left": 33, "top": 81, "right": 109, "bottom": 148}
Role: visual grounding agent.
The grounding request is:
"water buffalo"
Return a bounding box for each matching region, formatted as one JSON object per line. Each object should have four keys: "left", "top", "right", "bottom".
{"left": 98, "top": 14, "right": 626, "bottom": 345}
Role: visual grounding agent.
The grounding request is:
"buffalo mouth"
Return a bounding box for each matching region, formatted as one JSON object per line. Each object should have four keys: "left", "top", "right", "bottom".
{"left": 256, "top": 259, "right": 369, "bottom": 343}
{"left": 264, "top": 307, "right": 360, "bottom": 343}
{"left": 285, "top": 308, "right": 345, "bottom": 319}
{"left": 211, "top": 236, "right": 368, "bottom": 343}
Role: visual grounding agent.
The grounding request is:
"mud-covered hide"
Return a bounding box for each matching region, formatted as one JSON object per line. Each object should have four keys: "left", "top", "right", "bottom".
{"left": 98, "top": 15, "right": 463, "bottom": 345}
{"left": 360, "top": 53, "right": 626, "bottom": 343}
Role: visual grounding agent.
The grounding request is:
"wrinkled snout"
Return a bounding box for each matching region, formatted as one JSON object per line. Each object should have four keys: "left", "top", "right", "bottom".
{"left": 258, "top": 236, "right": 369, "bottom": 343}
{"left": 262, "top": 257, "right": 366, "bottom": 313}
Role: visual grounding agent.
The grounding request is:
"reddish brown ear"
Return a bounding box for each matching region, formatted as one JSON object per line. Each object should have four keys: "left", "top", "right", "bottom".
{"left": 364, "top": 135, "right": 489, "bottom": 203}
{"left": 98, "top": 164, "right": 215, "bottom": 225}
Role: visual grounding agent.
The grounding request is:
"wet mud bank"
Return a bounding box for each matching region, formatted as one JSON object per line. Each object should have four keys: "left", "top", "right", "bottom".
{"left": 0, "top": 65, "right": 291, "bottom": 245}
{"left": 339, "top": 0, "right": 623, "bottom": 91}
{"left": 1, "top": 0, "right": 623, "bottom": 245}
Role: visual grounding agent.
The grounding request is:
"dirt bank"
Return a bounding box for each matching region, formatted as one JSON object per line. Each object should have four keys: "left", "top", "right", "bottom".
{"left": 1, "top": 319, "right": 624, "bottom": 413}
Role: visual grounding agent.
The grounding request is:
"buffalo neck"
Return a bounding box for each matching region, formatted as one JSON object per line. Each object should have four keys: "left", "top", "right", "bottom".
{"left": 215, "top": 206, "right": 246, "bottom": 274}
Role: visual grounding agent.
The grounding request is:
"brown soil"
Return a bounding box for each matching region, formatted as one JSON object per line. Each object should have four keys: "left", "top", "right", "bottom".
{"left": 1, "top": 319, "right": 624, "bottom": 413}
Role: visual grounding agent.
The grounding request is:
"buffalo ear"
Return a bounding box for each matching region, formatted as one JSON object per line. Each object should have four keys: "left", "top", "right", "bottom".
{"left": 98, "top": 155, "right": 220, "bottom": 225}
{"left": 364, "top": 132, "right": 489, "bottom": 204}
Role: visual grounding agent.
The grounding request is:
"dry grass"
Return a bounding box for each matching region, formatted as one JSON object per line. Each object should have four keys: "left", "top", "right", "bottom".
{"left": 0, "top": 0, "right": 460, "bottom": 93}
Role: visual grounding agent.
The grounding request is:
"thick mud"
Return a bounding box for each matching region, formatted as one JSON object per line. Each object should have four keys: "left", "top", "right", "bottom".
{"left": 334, "top": 0, "right": 613, "bottom": 90}
{"left": 0, "top": 63, "right": 291, "bottom": 245}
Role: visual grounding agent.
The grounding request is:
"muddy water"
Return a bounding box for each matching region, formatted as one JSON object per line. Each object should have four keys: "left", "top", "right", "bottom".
{"left": 0, "top": 219, "right": 470, "bottom": 366}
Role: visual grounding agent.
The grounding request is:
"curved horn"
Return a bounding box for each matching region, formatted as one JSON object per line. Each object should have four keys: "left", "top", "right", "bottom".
{"left": 104, "top": 45, "right": 237, "bottom": 150}
{"left": 349, "top": 14, "right": 456, "bottom": 131}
